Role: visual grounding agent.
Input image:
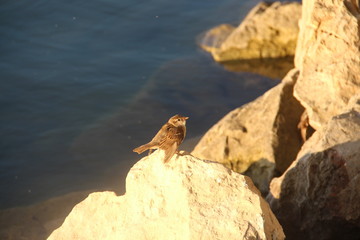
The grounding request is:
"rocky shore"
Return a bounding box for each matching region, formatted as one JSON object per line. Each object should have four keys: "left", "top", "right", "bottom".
{"left": 2, "top": 0, "right": 360, "bottom": 239}
{"left": 194, "top": 0, "right": 360, "bottom": 239}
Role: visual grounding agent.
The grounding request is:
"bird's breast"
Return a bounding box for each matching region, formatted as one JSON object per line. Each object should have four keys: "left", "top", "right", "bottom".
{"left": 176, "top": 125, "right": 186, "bottom": 144}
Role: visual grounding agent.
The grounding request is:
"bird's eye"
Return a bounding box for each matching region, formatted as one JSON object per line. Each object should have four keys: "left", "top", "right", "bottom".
{"left": 177, "top": 118, "right": 181, "bottom": 121}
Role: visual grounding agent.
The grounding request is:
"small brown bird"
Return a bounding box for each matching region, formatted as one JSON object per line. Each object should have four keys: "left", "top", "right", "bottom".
{"left": 133, "top": 114, "right": 189, "bottom": 163}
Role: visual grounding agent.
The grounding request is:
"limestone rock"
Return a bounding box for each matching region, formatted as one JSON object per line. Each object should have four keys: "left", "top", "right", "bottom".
{"left": 192, "top": 69, "right": 304, "bottom": 194}
{"left": 198, "top": 1, "right": 301, "bottom": 61}
{"left": 48, "top": 151, "right": 285, "bottom": 240}
{"left": 267, "top": 97, "right": 360, "bottom": 240}
{"left": 294, "top": 0, "right": 360, "bottom": 129}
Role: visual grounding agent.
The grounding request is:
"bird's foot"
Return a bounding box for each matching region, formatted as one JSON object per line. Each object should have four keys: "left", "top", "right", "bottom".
{"left": 147, "top": 149, "right": 154, "bottom": 156}
{"left": 176, "top": 150, "right": 189, "bottom": 156}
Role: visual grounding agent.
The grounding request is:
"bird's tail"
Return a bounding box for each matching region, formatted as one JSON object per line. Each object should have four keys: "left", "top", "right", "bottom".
{"left": 163, "top": 143, "right": 178, "bottom": 163}
{"left": 133, "top": 143, "right": 154, "bottom": 154}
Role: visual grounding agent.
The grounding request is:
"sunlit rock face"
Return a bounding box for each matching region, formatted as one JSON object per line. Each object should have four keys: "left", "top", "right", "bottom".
{"left": 48, "top": 151, "right": 284, "bottom": 240}
{"left": 198, "top": 1, "right": 301, "bottom": 61}
{"left": 267, "top": 96, "right": 360, "bottom": 240}
{"left": 192, "top": 69, "right": 304, "bottom": 194}
{"left": 294, "top": 0, "right": 360, "bottom": 130}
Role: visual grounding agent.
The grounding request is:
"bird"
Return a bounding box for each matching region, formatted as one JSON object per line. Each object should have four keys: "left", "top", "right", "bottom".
{"left": 133, "top": 114, "right": 189, "bottom": 163}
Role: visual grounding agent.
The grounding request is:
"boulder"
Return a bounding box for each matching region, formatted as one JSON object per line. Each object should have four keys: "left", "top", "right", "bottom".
{"left": 294, "top": 0, "right": 360, "bottom": 130}
{"left": 198, "top": 1, "right": 301, "bottom": 62}
{"left": 267, "top": 96, "right": 360, "bottom": 240}
{"left": 192, "top": 69, "right": 304, "bottom": 194}
{"left": 48, "top": 151, "right": 285, "bottom": 240}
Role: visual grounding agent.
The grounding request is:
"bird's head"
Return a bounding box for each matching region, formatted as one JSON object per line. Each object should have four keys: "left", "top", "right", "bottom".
{"left": 168, "top": 114, "right": 189, "bottom": 126}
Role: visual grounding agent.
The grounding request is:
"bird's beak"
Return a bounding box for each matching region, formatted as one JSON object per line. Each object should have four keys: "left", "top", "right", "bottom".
{"left": 184, "top": 116, "right": 189, "bottom": 120}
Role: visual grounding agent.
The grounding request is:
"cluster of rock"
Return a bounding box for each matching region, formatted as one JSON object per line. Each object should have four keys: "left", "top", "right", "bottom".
{"left": 46, "top": 0, "right": 360, "bottom": 239}
{"left": 194, "top": 0, "right": 360, "bottom": 239}
{"left": 268, "top": 0, "right": 360, "bottom": 238}
{"left": 267, "top": 96, "right": 360, "bottom": 239}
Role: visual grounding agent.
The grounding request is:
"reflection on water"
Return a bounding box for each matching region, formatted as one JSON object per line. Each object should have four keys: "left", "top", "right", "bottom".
{"left": 221, "top": 57, "right": 294, "bottom": 80}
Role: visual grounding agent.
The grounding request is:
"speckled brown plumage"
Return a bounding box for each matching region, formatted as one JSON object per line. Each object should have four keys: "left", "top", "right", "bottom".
{"left": 133, "top": 114, "right": 188, "bottom": 163}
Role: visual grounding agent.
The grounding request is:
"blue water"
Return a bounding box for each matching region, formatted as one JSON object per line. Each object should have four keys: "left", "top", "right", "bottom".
{"left": 0, "top": 0, "right": 284, "bottom": 209}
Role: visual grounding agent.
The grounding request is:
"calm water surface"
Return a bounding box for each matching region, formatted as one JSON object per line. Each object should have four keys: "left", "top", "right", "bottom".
{"left": 0, "top": 0, "right": 284, "bottom": 209}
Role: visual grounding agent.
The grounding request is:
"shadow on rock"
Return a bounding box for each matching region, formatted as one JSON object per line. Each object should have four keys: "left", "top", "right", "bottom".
{"left": 268, "top": 138, "right": 360, "bottom": 240}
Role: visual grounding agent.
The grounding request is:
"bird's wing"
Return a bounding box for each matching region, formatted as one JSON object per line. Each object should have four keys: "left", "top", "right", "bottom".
{"left": 151, "top": 123, "right": 184, "bottom": 147}
{"left": 150, "top": 123, "right": 173, "bottom": 145}
{"left": 155, "top": 124, "right": 178, "bottom": 147}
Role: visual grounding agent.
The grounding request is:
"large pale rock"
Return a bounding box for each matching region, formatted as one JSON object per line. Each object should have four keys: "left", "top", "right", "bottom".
{"left": 192, "top": 69, "right": 304, "bottom": 194}
{"left": 267, "top": 96, "right": 360, "bottom": 240}
{"left": 48, "top": 151, "right": 285, "bottom": 240}
{"left": 198, "top": 1, "right": 301, "bottom": 61}
{"left": 294, "top": 0, "right": 360, "bottom": 129}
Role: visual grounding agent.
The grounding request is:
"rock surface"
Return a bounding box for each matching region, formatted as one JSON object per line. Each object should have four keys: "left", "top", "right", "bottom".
{"left": 294, "top": 0, "right": 360, "bottom": 130}
{"left": 192, "top": 69, "right": 304, "bottom": 194}
{"left": 198, "top": 1, "right": 301, "bottom": 61}
{"left": 48, "top": 151, "right": 285, "bottom": 240}
{"left": 267, "top": 96, "right": 360, "bottom": 240}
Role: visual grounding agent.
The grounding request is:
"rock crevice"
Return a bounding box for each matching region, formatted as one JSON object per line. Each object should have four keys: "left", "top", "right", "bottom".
{"left": 192, "top": 69, "right": 304, "bottom": 194}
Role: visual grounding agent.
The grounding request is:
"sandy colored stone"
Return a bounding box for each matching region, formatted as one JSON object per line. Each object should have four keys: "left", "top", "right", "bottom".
{"left": 267, "top": 96, "right": 360, "bottom": 240}
{"left": 48, "top": 151, "right": 284, "bottom": 240}
{"left": 294, "top": 0, "right": 360, "bottom": 129}
{"left": 198, "top": 1, "right": 301, "bottom": 61}
{"left": 192, "top": 69, "right": 304, "bottom": 194}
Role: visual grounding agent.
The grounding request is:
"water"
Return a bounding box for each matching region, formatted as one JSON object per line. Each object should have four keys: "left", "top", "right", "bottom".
{"left": 0, "top": 0, "right": 286, "bottom": 209}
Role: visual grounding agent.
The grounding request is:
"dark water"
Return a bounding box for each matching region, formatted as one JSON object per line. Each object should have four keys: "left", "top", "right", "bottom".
{"left": 0, "top": 0, "right": 287, "bottom": 209}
